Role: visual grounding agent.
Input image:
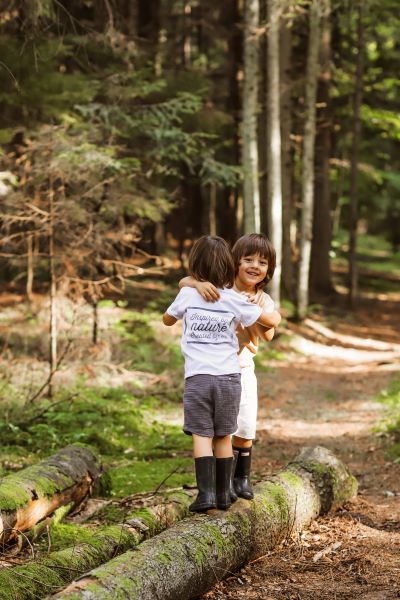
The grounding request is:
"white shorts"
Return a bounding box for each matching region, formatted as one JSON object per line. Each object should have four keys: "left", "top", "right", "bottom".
{"left": 235, "top": 359, "right": 258, "bottom": 440}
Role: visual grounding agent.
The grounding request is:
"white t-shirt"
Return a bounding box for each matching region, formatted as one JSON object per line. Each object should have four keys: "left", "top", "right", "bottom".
{"left": 166, "top": 287, "right": 263, "bottom": 378}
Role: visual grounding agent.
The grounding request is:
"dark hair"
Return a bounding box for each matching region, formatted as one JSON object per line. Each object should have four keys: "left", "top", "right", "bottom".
{"left": 188, "top": 235, "right": 235, "bottom": 288}
{"left": 232, "top": 233, "right": 276, "bottom": 289}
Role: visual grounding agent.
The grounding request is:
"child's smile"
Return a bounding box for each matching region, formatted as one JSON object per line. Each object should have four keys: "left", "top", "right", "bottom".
{"left": 236, "top": 254, "right": 268, "bottom": 291}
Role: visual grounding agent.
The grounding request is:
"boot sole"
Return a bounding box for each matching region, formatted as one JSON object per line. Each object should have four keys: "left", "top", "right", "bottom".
{"left": 189, "top": 503, "right": 217, "bottom": 512}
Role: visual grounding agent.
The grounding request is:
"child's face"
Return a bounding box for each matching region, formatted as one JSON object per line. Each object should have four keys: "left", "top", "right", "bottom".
{"left": 236, "top": 253, "right": 268, "bottom": 291}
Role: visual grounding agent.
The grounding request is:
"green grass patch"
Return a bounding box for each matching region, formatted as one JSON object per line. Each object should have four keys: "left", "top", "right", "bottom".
{"left": 377, "top": 375, "right": 400, "bottom": 462}
{"left": 108, "top": 456, "right": 193, "bottom": 497}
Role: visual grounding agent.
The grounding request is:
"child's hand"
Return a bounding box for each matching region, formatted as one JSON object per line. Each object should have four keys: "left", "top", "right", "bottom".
{"left": 195, "top": 281, "right": 220, "bottom": 302}
{"left": 247, "top": 293, "right": 258, "bottom": 304}
{"left": 240, "top": 290, "right": 261, "bottom": 304}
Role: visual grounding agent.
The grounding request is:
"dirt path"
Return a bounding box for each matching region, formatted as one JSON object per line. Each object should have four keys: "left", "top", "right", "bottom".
{"left": 204, "top": 311, "right": 400, "bottom": 599}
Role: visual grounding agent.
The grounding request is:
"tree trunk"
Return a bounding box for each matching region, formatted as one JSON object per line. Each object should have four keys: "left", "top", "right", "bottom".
{"left": 92, "top": 301, "right": 98, "bottom": 344}
{"left": 311, "top": 0, "right": 333, "bottom": 296}
{"left": 280, "top": 8, "right": 294, "bottom": 300}
{"left": 49, "top": 184, "right": 57, "bottom": 399}
{"left": 26, "top": 233, "right": 34, "bottom": 301}
{"left": 0, "top": 445, "right": 102, "bottom": 545}
{"left": 296, "top": 0, "right": 321, "bottom": 320}
{"left": 52, "top": 446, "right": 357, "bottom": 600}
{"left": 348, "top": 0, "right": 365, "bottom": 306}
{"left": 266, "top": 0, "right": 282, "bottom": 306}
{"left": 227, "top": 0, "right": 243, "bottom": 238}
{"left": 0, "top": 490, "right": 196, "bottom": 600}
{"left": 243, "top": 0, "right": 261, "bottom": 233}
{"left": 182, "top": 1, "right": 192, "bottom": 67}
{"left": 201, "top": 184, "right": 217, "bottom": 235}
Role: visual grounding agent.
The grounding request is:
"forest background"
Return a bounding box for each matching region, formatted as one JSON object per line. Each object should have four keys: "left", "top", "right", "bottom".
{"left": 0, "top": 1, "right": 399, "bottom": 595}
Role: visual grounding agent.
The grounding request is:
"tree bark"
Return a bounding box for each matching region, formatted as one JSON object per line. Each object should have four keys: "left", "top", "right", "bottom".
{"left": 296, "top": 0, "right": 321, "bottom": 320}
{"left": 26, "top": 233, "right": 34, "bottom": 301}
{"left": 0, "top": 446, "right": 102, "bottom": 545}
{"left": 266, "top": 0, "right": 283, "bottom": 306}
{"left": 243, "top": 0, "right": 261, "bottom": 233}
{"left": 226, "top": 0, "right": 243, "bottom": 238}
{"left": 49, "top": 183, "right": 57, "bottom": 399}
{"left": 0, "top": 491, "right": 195, "bottom": 600}
{"left": 52, "top": 446, "right": 357, "bottom": 600}
{"left": 348, "top": 0, "right": 365, "bottom": 306}
{"left": 280, "top": 8, "right": 294, "bottom": 300}
{"left": 310, "top": 0, "right": 333, "bottom": 296}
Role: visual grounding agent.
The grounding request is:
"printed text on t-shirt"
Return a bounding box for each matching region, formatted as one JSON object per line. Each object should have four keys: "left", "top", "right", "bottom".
{"left": 185, "top": 307, "right": 235, "bottom": 344}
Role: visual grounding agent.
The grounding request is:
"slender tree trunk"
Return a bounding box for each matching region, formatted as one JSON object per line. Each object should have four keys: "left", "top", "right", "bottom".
{"left": 280, "top": 8, "right": 294, "bottom": 299}
{"left": 154, "top": 0, "right": 166, "bottom": 75}
{"left": 201, "top": 184, "right": 217, "bottom": 236}
{"left": 296, "top": 0, "right": 321, "bottom": 320}
{"left": 209, "top": 183, "right": 217, "bottom": 236}
{"left": 49, "top": 185, "right": 57, "bottom": 398}
{"left": 227, "top": 0, "right": 243, "bottom": 237}
{"left": 311, "top": 0, "right": 333, "bottom": 295}
{"left": 348, "top": 0, "right": 365, "bottom": 306}
{"left": 266, "top": 0, "right": 282, "bottom": 306}
{"left": 243, "top": 0, "right": 261, "bottom": 233}
{"left": 26, "top": 233, "right": 34, "bottom": 300}
{"left": 182, "top": 1, "right": 192, "bottom": 67}
{"left": 92, "top": 302, "right": 98, "bottom": 345}
{"left": 154, "top": 221, "right": 166, "bottom": 254}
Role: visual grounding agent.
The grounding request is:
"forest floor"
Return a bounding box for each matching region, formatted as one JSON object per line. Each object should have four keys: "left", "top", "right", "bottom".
{"left": 0, "top": 276, "right": 399, "bottom": 599}
{"left": 204, "top": 294, "right": 400, "bottom": 600}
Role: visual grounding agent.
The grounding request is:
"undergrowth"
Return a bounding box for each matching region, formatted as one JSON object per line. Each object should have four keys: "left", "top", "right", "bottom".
{"left": 378, "top": 375, "right": 400, "bottom": 462}
{"left": 0, "top": 303, "right": 192, "bottom": 501}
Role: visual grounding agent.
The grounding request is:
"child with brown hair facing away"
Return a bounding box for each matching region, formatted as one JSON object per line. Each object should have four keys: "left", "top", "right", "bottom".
{"left": 163, "top": 235, "right": 280, "bottom": 512}
{"left": 179, "top": 233, "right": 280, "bottom": 501}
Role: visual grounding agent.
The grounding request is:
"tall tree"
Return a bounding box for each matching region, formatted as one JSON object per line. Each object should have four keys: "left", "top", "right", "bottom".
{"left": 243, "top": 0, "right": 261, "bottom": 233}
{"left": 310, "top": 0, "right": 333, "bottom": 295}
{"left": 280, "top": 6, "right": 294, "bottom": 299}
{"left": 296, "top": 0, "right": 321, "bottom": 319}
{"left": 348, "top": 0, "right": 365, "bottom": 306}
{"left": 266, "top": 0, "right": 282, "bottom": 305}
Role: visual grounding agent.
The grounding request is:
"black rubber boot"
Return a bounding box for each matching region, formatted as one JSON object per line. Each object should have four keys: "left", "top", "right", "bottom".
{"left": 230, "top": 450, "right": 239, "bottom": 503}
{"left": 216, "top": 457, "right": 233, "bottom": 510}
{"left": 189, "top": 456, "right": 217, "bottom": 512}
{"left": 233, "top": 446, "right": 254, "bottom": 500}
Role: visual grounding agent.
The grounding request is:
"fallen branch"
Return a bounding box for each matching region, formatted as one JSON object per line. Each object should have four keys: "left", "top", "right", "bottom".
{"left": 0, "top": 445, "right": 102, "bottom": 545}
{"left": 304, "top": 318, "right": 400, "bottom": 353}
{"left": 52, "top": 446, "right": 357, "bottom": 599}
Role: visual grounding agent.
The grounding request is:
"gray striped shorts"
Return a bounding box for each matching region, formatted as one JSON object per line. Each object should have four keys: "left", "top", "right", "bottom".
{"left": 183, "top": 373, "right": 242, "bottom": 437}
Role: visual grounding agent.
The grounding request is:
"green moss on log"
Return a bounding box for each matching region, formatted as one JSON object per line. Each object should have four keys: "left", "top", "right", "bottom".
{"left": 50, "top": 446, "right": 357, "bottom": 600}
{"left": 0, "top": 490, "right": 195, "bottom": 600}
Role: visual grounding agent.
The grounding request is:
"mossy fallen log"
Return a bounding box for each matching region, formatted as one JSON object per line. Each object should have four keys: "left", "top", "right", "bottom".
{"left": 51, "top": 446, "right": 357, "bottom": 600}
{"left": 0, "top": 490, "right": 195, "bottom": 600}
{"left": 0, "top": 445, "right": 102, "bottom": 544}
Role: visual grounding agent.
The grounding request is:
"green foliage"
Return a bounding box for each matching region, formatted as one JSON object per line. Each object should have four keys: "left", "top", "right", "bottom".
{"left": 378, "top": 376, "right": 400, "bottom": 462}
{"left": 114, "top": 310, "right": 183, "bottom": 374}
{"left": 0, "top": 383, "right": 192, "bottom": 497}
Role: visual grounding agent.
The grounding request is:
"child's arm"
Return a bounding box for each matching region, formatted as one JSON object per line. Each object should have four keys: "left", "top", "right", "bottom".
{"left": 179, "top": 276, "right": 220, "bottom": 302}
{"left": 257, "top": 308, "right": 281, "bottom": 329}
{"left": 163, "top": 312, "right": 177, "bottom": 326}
